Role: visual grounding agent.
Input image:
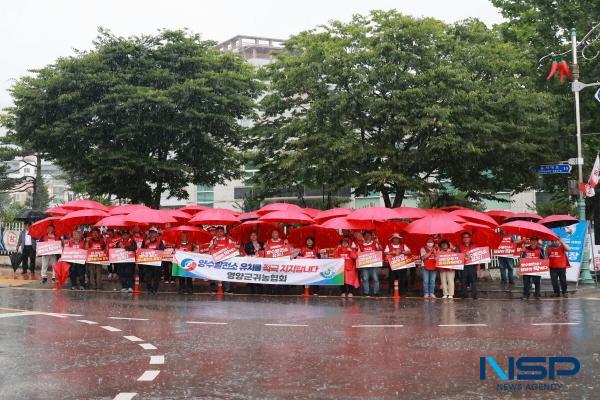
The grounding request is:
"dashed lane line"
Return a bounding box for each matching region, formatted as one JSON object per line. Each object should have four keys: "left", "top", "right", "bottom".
{"left": 113, "top": 392, "right": 137, "bottom": 400}
{"left": 137, "top": 370, "right": 160, "bottom": 382}
{"left": 186, "top": 321, "right": 228, "bottom": 325}
{"left": 264, "top": 323, "right": 308, "bottom": 327}
{"left": 531, "top": 322, "right": 580, "bottom": 326}
{"left": 149, "top": 355, "right": 165, "bottom": 365}
{"left": 352, "top": 324, "right": 404, "bottom": 328}
{"left": 101, "top": 326, "right": 122, "bottom": 332}
{"left": 438, "top": 324, "right": 488, "bottom": 327}
{"left": 139, "top": 343, "right": 158, "bottom": 350}
{"left": 123, "top": 336, "right": 143, "bottom": 342}
{"left": 77, "top": 319, "right": 98, "bottom": 325}
{"left": 108, "top": 317, "right": 149, "bottom": 321}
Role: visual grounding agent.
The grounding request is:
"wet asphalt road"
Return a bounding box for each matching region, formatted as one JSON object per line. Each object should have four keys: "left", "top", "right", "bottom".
{"left": 0, "top": 288, "right": 599, "bottom": 400}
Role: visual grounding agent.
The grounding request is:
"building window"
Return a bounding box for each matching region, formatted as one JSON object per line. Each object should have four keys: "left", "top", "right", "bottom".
{"left": 196, "top": 185, "right": 214, "bottom": 208}
{"left": 23, "top": 167, "right": 31, "bottom": 175}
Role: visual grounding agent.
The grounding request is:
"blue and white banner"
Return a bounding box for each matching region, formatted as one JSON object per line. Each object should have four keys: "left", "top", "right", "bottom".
{"left": 552, "top": 220, "right": 588, "bottom": 282}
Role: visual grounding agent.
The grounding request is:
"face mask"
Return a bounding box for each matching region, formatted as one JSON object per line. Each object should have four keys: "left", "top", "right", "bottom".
{"left": 427, "top": 242, "right": 434, "bottom": 248}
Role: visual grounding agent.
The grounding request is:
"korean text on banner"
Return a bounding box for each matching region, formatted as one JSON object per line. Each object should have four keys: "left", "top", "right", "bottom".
{"left": 552, "top": 220, "right": 587, "bottom": 282}
{"left": 264, "top": 246, "right": 291, "bottom": 259}
{"left": 436, "top": 251, "right": 465, "bottom": 270}
{"left": 162, "top": 247, "right": 175, "bottom": 262}
{"left": 61, "top": 247, "right": 87, "bottom": 264}
{"left": 465, "top": 247, "right": 491, "bottom": 265}
{"left": 109, "top": 248, "right": 136, "bottom": 264}
{"left": 87, "top": 249, "right": 109, "bottom": 264}
{"left": 387, "top": 254, "right": 417, "bottom": 270}
{"left": 356, "top": 251, "right": 383, "bottom": 268}
{"left": 36, "top": 241, "right": 62, "bottom": 256}
{"left": 519, "top": 258, "right": 550, "bottom": 276}
{"left": 211, "top": 246, "right": 240, "bottom": 262}
{"left": 173, "top": 250, "right": 344, "bottom": 286}
{"left": 136, "top": 249, "right": 164, "bottom": 266}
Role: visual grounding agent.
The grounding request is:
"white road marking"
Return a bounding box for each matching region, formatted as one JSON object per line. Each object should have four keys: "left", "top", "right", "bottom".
{"left": 531, "top": 322, "right": 580, "bottom": 326}
{"left": 101, "top": 326, "right": 122, "bottom": 332}
{"left": 0, "top": 311, "right": 40, "bottom": 318}
{"left": 264, "top": 323, "right": 308, "bottom": 327}
{"left": 137, "top": 370, "right": 160, "bottom": 381}
{"left": 438, "top": 324, "right": 488, "bottom": 327}
{"left": 53, "top": 313, "right": 83, "bottom": 317}
{"left": 123, "top": 336, "right": 143, "bottom": 342}
{"left": 352, "top": 324, "right": 404, "bottom": 328}
{"left": 113, "top": 392, "right": 137, "bottom": 400}
{"left": 139, "top": 343, "right": 157, "bottom": 350}
{"left": 77, "top": 319, "right": 98, "bottom": 325}
{"left": 186, "top": 321, "right": 228, "bottom": 325}
{"left": 108, "top": 317, "right": 149, "bottom": 321}
{"left": 149, "top": 355, "right": 165, "bottom": 365}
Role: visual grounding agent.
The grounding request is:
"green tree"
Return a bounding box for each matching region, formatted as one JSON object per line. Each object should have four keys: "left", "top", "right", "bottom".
{"left": 254, "top": 11, "right": 557, "bottom": 208}
{"left": 2, "top": 29, "right": 262, "bottom": 208}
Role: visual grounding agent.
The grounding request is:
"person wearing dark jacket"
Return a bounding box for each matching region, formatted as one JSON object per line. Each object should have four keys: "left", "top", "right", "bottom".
{"left": 17, "top": 222, "right": 36, "bottom": 276}
{"left": 117, "top": 231, "right": 138, "bottom": 293}
{"left": 244, "top": 232, "right": 264, "bottom": 294}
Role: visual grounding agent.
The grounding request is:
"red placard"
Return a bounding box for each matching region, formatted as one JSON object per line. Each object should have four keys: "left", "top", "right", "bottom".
{"left": 465, "top": 247, "right": 491, "bottom": 265}
{"left": 387, "top": 254, "right": 417, "bottom": 270}
{"left": 162, "top": 247, "right": 175, "bottom": 262}
{"left": 136, "top": 249, "right": 164, "bottom": 266}
{"left": 435, "top": 251, "right": 465, "bottom": 270}
{"left": 87, "top": 249, "right": 109, "bottom": 264}
{"left": 109, "top": 248, "right": 136, "bottom": 264}
{"left": 61, "top": 247, "right": 87, "bottom": 264}
{"left": 519, "top": 258, "right": 550, "bottom": 276}
{"left": 211, "top": 246, "right": 239, "bottom": 262}
{"left": 264, "top": 246, "right": 291, "bottom": 259}
{"left": 357, "top": 251, "right": 383, "bottom": 268}
{"left": 36, "top": 241, "right": 63, "bottom": 256}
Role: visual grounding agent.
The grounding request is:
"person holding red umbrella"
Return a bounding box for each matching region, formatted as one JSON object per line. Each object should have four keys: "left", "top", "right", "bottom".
{"left": 335, "top": 237, "right": 358, "bottom": 297}
{"left": 116, "top": 230, "right": 138, "bottom": 293}
{"left": 85, "top": 228, "right": 107, "bottom": 290}
{"left": 546, "top": 238, "right": 571, "bottom": 297}
{"left": 297, "top": 237, "right": 321, "bottom": 295}
{"left": 384, "top": 233, "right": 412, "bottom": 297}
{"left": 38, "top": 224, "right": 60, "bottom": 284}
{"left": 520, "top": 237, "right": 545, "bottom": 300}
{"left": 104, "top": 228, "right": 121, "bottom": 281}
{"left": 457, "top": 232, "right": 479, "bottom": 300}
{"left": 208, "top": 227, "right": 236, "bottom": 294}
{"left": 438, "top": 239, "right": 456, "bottom": 299}
{"left": 177, "top": 231, "right": 196, "bottom": 294}
{"left": 263, "top": 229, "right": 289, "bottom": 257}
{"left": 420, "top": 237, "right": 438, "bottom": 299}
{"left": 497, "top": 230, "right": 518, "bottom": 286}
{"left": 356, "top": 231, "right": 381, "bottom": 297}
{"left": 141, "top": 228, "right": 165, "bottom": 295}
{"left": 66, "top": 230, "right": 86, "bottom": 290}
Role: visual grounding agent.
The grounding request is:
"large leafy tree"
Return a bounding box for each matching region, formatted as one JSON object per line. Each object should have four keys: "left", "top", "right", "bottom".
{"left": 2, "top": 29, "right": 261, "bottom": 208}
{"left": 253, "top": 11, "right": 557, "bottom": 208}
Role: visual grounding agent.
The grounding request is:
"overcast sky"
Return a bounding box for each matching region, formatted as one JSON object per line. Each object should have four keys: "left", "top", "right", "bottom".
{"left": 1, "top": 0, "right": 503, "bottom": 111}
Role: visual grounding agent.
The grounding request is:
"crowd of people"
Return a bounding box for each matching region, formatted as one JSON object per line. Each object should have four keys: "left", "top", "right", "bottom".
{"left": 16, "top": 221, "right": 572, "bottom": 300}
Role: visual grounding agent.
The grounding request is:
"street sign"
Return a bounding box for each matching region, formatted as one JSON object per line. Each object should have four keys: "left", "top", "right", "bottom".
{"left": 595, "top": 88, "right": 600, "bottom": 103}
{"left": 535, "top": 164, "right": 572, "bottom": 175}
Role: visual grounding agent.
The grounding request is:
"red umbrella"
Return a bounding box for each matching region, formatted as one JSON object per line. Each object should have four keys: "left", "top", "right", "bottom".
{"left": 109, "top": 204, "right": 152, "bottom": 215}
{"left": 314, "top": 208, "right": 351, "bottom": 223}
{"left": 504, "top": 212, "right": 542, "bottom": 222}
{"left": 427, "top": 208, "right": 448, "bottom": 215}
{"left": 238, "top": 211, "right": 259, "bottom": 221}
{"left": 319, "top": 217, "right": 374, "bottom": 231}
{"left": 45, "top": 206, "right": 70, "bottom": 216}
{"left": 60, "top": 209, "right": 109, "bottom": 226}
{"left": 499, "top": 220, "right": 558, "bottom": 241}
{"left": 61, "top": 199, "right": 109, "bottom": 212}
{"left": 287, "top": 225, "right": 341, "bottom": 249}
{"left": 230, "top": 220, "right": 281, "bottom": 243}
{"left": 179, "top": 205, "right": 210, "bottom": 215}
{"left": 161, "top": 225, "right": 213, "bottom": 244}
{"left": 301, "top": 208, "right": 322, "bottom": 218}
{"left": 485, "top": 210, "right": 513, "bottom": 223}
{"left": 160, "top": 209, "right": 191, "bottom": 222}
{"left": 124, "top": 209, "right": 177, "bottom": 226}
{"left": 393, "top": 206, "right": 428, "bottom": 220}
{"left": 538, "top": 214, "right": 579, "bottom": 228}
{"left": 404, "top": 215, "right": 466, "bottom": 252}
{"left": 450, "top": 209, "right": 498, "bottom": 228}
{"left": 29, "top": 217, "right": 67, "bottom": 239}
{"left": 94, "top": 215, "right": 131, "bottom": 228}
{"left": 440, "top": 205, "right": 468, "bottom": 212}
{"left": 347, "top": 206, "right": 403, "bottom": 222}
{"left": 189, "top": 208, "right": 241, "bottom": 226}
{"left": 53, "top": 261, "right": 71, "bottom": 287}
{"left": 258, "top": 210, "right": 315, "bottom": 225}
{"left": 256, "top": 203, "right": 304, "bottom": 216}
{"left": 374, "top": 221, "right": 409, "bottom": 245}
{"left": 461, "top": 222, "right": 502, "bottom": 249}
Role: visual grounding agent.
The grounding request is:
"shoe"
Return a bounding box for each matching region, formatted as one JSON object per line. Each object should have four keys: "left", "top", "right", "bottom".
{"left": 472, "top": 296, "right": 478, "bottom": 300}
{"left": 534, "top": 295, "right": 541, "bottom": 300}
{"left": 70, "top": 286, "right": 76, "bottom": 290}
{"left": 121, "top": 288, "right": 127, "bottom": 292}
{"left": 42, "top": 277, "right": 47, "bottom": 284}
{"left": 562, "top": 293, "right": 568, "bottom": 298}
{"left": 128, "top": 288, "right": 133, "bottom": 293}
{"left": 430, "top": 294, "right": 437, "bottom": 299}
{"left": 312, "top": 293, "right": 319, "bottom": 296}
{"left": 348, "top": 293, "right": 353, "bottom": 298}
{"left": 521, "top": 296, "right": 529, "bottom": 300}
{"left": 341, "top": 293, "right": 346, "bottom": 297}
{"left": 424, "top": 295, "right": 429, "bottom": 299}
{"left": 442, "top": 295, "right": 447, "bottom": 299}
{"left": 509, "top": 281, "right": 515, "bottom": 285}
{"left": 552, "top": 293, "right": 560, "bottom": 298}
{"left": 448, "top": 295, "right": 453, "bottom": 299}
{"left": 79, "top": 286, "right": 85, "bottom": 290}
